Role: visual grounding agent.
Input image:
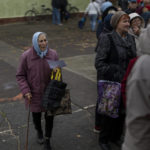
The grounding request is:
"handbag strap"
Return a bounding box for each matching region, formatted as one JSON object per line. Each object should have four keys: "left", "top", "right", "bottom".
{"left": 51, "top": 68, "right": 61, "bottom": 81}
{"left": 92, "top": 2, "right": 100, "bottom": 16}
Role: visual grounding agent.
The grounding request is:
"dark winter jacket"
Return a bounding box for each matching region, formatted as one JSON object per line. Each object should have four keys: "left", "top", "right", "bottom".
{"left": 95, "top": 27, "right": 112, "bottom": 51}
{"left": 52, "top": 0, "right": 61, "bottom": 9}
{"left": 60, "top": 0, "right": 68, "bottom": 9}
{"left": 95, "top": 30, "right": 136, "bottom": 82}
{"left": 16, "top": 47, "right": 58, "bottom": 112}
{"left": 96, "top": 14, "right": 113, "bottom": 39}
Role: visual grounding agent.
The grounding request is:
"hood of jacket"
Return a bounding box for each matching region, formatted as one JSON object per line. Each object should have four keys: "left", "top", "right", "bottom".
{"left": 129, "top": 13, "right": 145, "bottom": 28}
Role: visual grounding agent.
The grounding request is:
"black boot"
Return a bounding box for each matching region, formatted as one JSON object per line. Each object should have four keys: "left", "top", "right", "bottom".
{"left": 44, "top": 138, "right": 52, "bottom": 150}
{"left": 37, "top": 130, "right": 44, "bottom": 144}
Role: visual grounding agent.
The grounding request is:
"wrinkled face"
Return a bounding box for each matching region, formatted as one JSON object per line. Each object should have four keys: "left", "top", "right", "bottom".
{"left": 116, "top": 15, "right": 130, "bottom": 34}
{"left": 38, "top": 34, "right": 47, "bottom": 51}
{"left": 131, "top": 17, "right": 142, "bottom": 28}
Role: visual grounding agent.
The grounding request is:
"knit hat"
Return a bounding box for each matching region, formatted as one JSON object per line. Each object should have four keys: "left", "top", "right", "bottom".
{"left": 110, "top": 11, "right": 129, "bottom": 29}
{"left": 129, "top": 13, "right": 145, "bottom": 27}
{"left": 139, "top": 25, "right": 150, "bottom": 55}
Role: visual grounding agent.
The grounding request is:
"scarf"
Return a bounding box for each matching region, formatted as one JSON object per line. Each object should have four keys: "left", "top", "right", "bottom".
{"left": 32, "top": 32, "right": 48, "bottom": 58}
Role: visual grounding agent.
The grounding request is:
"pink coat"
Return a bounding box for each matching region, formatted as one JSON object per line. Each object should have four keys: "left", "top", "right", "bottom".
{"left": 16, "top": 47, "right": 58, "bottom": 112}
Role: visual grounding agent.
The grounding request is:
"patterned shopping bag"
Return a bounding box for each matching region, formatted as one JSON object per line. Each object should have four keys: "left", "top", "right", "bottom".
{"left": 97, "top": 80, "right": 121, "bottom": 118}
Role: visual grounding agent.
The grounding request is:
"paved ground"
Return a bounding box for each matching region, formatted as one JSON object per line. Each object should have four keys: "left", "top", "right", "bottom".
{"left": 0, "top": 18, "right": 121, "bottom": 150}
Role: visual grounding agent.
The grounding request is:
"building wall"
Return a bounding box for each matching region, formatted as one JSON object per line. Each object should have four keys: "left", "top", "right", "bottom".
{"left": 0, "top": 0, "right": 90, "bottom": 19}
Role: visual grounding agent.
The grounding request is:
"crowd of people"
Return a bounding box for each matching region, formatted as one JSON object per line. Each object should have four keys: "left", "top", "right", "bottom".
{"left": 15, "top": 0, "right": 150, "bottom": 150}
{"left": 84, "top": 0, "right": 150, "bottom": 32}
{"left": 93, "top": 0, "right": 150, "bottom": 150}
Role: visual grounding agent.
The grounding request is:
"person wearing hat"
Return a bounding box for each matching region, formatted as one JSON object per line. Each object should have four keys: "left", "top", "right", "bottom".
{"left": 95, "top": 11, "right": 136, "bottom": 150}
{"left": 100, "top": 1, "right": 118, "bottom": 21}
{"left": 95, "top": 1, "right": 117, "bottom": 39}
{"left": 125, "top": 0, "right": 138, "bottom": 14}
{"left": 16, "top": 32, "right": 59, "bottom": 150}
{"left": 122, "top": 24, "right": 150, "bottom": 150}
{"left": 129, "top": 12, "right": 145, "bottom": 55}
{"left": 94, "top": 13, "right": 114, "bottom": 134}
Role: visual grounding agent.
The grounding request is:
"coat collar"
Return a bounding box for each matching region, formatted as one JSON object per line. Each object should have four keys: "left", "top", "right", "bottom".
{"left": 30, "top": 47, "right": 52, "bottom": 60}
{"left": 112, "top": 30, "right": 132, "bottom": 48}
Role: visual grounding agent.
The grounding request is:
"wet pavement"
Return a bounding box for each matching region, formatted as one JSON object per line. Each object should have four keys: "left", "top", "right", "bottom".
{"left": 0, "top": 18, "right": 121, "bottom": 150}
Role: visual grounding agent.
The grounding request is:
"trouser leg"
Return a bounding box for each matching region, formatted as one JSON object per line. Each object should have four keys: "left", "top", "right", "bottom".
{"left": 52, "top": 8, "right": 57, "bottom": 24}
{"left": 111, "top": 99, "right": 125, "bottom": 142}
{"left": 90, "top": 14, "right": 97, "bottom": 31}
{"left": 55, "top": 8, "right": 61, "bottom": 24}
{"left": 110, "top": 115, "right": 125, "bottom": 142}
{"left": 99, "top": 115, "right": 112, "bottom": 144}
{"left": 32, "top": 112, "right": 42, "bottom": 132}
{"left": 44, "top": 112, "right": 54, "bottom": 138}
{"left": 99, "top": 114, "right": 125, "bottom": 144}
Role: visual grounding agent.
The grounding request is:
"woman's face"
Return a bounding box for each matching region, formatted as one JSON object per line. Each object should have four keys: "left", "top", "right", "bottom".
{"left": 38, "top": 34, "right": 47, "bottom": 51}
{"left": 131, "top": 17, "right": 142, "bottom": 28}
{"left": 116, "top": 15, "right": 130, "bottom": 34}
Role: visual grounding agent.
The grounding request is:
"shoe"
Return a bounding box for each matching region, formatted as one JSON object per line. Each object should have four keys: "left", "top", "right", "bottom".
{"left": 44, "top": 138, "right": 52, "bottom": 150}
{"left": 93, "top": 126, "right": 101, "bottom": 133}
{"left": 99, "top": 143, "right": 111, "bottom": 150}
{"left": 37, "top": 131, "right": 44, "bottom": 144}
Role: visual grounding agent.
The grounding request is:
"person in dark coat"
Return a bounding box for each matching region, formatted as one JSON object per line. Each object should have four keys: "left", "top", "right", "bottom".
{"left": 118, "top": 0, "right": 128, "bottom": 10}
{"left": 60, "top": 0, "right": 68, "bottom": 22}
{"left": 95, "top": 11, "right": 136, "bottom": 150}
{"left": 96, "top": 1, "right": 117, "bottom": 39}
{"left": 16, "top": 32, "right": 59, "bottom": 150}
{"left": 94, "top": 13, "right": 114, "bottom": 134}
{"left": 96, "top": 13, "right": 114, "bottom": 41}
{"left": 51, "top": 0, "right": 62, "bottom": 25}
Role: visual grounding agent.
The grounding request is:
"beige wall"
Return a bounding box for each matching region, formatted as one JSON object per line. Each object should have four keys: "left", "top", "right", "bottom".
{"left": 0, "top": 0, "right": 90, "bottom": 18}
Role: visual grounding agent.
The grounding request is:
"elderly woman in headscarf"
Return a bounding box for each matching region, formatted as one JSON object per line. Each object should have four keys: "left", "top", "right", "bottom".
{"left": 95, "top": 11, "right": 136, "bottom": 150}
{"left": 16, "top": 32, "right": 58, "bottom": 150}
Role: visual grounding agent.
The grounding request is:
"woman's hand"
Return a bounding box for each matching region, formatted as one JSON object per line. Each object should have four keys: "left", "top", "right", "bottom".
{"left": 25, "top": 93, "right": 32, "bottom": 104}
{"left": 132, "top": 26, "right": 140, "bottom": 36}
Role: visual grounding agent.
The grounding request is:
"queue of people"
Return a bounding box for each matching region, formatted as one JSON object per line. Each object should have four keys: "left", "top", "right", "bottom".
{"left": 15, "top": 1, "right": 150, "bottom": 150}
{"left": 94, "top": 1, "right": 150, "bottom": 150}
{"left": 95, "top": 10, "right": 137, "bottom": 150}
{"left": 122, "top": 24, "right": 150, "bottom": 150}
